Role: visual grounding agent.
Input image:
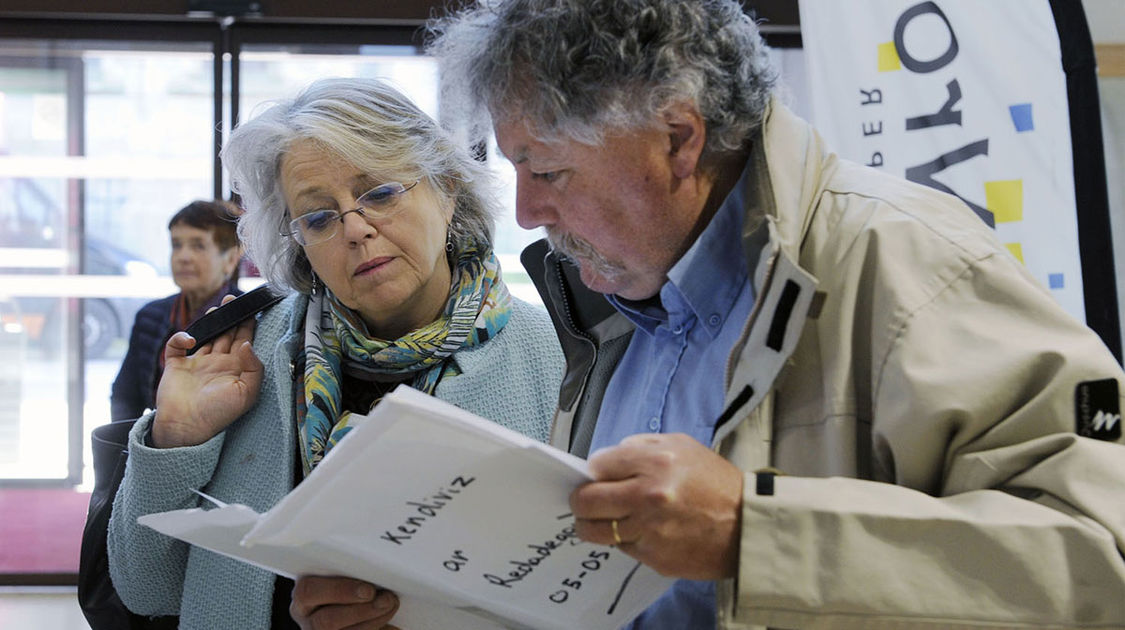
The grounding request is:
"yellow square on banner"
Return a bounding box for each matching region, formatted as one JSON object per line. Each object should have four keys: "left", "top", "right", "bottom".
{"left": 877, "top": 42, "right": 901, "bottom": 72}
{"left": 1005, "top": 242, "right": 1024, "bottom": 263}
{"left": 985, "top": 180, "right": 1023, "bottom": 223}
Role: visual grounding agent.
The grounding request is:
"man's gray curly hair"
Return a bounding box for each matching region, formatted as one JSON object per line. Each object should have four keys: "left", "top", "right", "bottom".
{"left": 222, "top": 77, "right": 498, "bottom": 294}
{"left": 427, "top": 0, "right": 777, "bottom": 163}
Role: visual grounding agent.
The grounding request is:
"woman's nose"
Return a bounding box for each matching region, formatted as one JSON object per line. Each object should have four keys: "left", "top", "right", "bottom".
{"left": 340, "top": 208, "right": 377, "bottom": 242}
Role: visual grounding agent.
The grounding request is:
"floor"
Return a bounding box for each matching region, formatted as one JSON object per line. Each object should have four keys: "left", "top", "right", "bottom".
{"left": 0, "top": 486, "right": 91, "bottom": 629}
{"left": 0, "top": 488, "right": 90, "bottom": 576}
{"left": 0, "top": 587, "right": 89, "bottom": 629}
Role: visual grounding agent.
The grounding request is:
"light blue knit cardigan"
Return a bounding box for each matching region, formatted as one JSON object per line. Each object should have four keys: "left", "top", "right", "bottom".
{"left": 107, "top": 292, "right": 564, "bottom": 629}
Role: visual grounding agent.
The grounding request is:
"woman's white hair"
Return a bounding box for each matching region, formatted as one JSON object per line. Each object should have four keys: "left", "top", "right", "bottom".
{"left": 223, "top": 77, "right": 498, "bottom": 294}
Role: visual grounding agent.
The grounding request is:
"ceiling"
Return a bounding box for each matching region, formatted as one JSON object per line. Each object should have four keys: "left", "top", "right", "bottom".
{"left": 0, "top": 1, "right": 1118, "bottom": 44}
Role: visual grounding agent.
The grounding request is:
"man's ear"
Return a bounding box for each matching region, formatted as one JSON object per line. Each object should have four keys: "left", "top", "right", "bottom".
{"left": 664, "top": 102, "right": 706, "bottom": 180}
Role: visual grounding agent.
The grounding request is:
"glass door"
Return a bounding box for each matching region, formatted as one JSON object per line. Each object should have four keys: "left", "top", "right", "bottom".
{"left": 0, "top": 26, "right": 220, "bottom": 487}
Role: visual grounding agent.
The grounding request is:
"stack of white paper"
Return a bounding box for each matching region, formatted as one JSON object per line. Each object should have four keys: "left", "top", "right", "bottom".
{"left": 139, "top": 385, "right": 674, "bottom": 630}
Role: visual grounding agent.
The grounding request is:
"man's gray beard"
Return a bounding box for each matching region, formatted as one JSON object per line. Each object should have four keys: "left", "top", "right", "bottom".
{"left": 546, "top": 229, "right": 626, "bottom": 280}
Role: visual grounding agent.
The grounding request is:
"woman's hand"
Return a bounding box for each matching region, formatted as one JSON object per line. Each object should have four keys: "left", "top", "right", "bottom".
{"left": 151, "top": 295, "right": 263, "bottom": 448}
{"left": 291, "top": 576, "right": 400, "bottom": 630}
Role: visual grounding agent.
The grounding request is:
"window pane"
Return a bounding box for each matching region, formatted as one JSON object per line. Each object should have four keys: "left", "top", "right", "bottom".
{"left": 0, "top": 39, "right": 215, "bottom": 486}
{"left": 0, "top": 62, "right": 72, "bottom": 479}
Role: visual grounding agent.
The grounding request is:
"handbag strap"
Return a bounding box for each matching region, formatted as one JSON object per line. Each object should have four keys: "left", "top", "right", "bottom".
{"left": 183, "top": 283, "right": 283, "bottom": 356}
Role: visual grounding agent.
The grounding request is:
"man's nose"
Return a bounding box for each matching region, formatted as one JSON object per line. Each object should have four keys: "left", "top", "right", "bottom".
{"left": 514, "top": 178, "right": 555, "bottom": 230}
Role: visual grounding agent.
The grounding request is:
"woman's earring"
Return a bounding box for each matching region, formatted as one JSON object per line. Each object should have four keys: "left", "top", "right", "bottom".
{"left": 445, "top": 228, "right": 455, "bottom": 254}
{"left": 310, "top": 272, "right": 321, "bottom": 297}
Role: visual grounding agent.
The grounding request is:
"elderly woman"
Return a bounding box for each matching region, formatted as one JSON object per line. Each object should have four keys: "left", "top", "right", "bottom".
{"left": 107, "top": 78, "right": 564, "bottom": 630}
{"left": 110, "top": 199, "right": 243, "bottom": 421}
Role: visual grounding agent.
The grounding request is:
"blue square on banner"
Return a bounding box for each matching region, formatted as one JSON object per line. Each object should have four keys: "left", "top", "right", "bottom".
{"left": 1010, "top": 103, "right": 1034, "bottom": 132}
{"left": 1049, "top": 273, "right": 1065, "bottom": 289}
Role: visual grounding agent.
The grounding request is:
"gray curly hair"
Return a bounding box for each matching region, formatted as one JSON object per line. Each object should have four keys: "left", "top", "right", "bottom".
{"left": 222, "top": 77, "right": 498, "bottom": 294}
{"left": 427, "top": 0, "right": 777, "bottom": 164}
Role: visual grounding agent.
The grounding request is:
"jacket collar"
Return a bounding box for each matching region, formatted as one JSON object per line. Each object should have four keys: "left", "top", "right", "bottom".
{"left": 743, "top": 98, "right": 835, "bottom": 274}
{"left": 712, "top": 99, "right": 830, "bottom": 446}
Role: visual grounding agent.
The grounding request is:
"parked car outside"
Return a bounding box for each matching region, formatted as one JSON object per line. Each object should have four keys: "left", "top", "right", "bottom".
{"left": 0, "top": 177, "right": 156, "bottom": 359}
{"left": 0, "top": 238, "right": 155, "bottom": 360}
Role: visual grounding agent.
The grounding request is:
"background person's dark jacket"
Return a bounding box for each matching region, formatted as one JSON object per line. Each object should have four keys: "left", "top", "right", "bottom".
{"left": 109, "top": 288, "right": 242, "bottom": 421}
{"left": 110, "top": 295, "right": 176, "bottom": 421}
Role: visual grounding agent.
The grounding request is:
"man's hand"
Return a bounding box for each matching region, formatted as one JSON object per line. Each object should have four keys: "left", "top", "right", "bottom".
{"left": 570, "top": 433, "right": 743, "bottom": 580}
{"left": 291, "top": 576, "right": 400, "bottom": 630}
{"left": 151, "top": 295, "right": 263, "bottom": 448}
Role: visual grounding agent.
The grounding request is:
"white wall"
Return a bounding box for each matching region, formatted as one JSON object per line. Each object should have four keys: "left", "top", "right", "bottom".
{"left": 1084, "top": 0, "right": 1125, "bottom": 46}
{"left": 1083, "top": 0, "right": 1125, "bottom": 355}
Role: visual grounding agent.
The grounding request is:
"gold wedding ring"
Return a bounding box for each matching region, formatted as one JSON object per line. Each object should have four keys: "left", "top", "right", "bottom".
{"left": 611, "top": 519, "right": 622, "bottom": 545}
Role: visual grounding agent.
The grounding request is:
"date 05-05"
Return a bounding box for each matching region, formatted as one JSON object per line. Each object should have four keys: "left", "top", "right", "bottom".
{"left": 548, "top": 550, "right": 612, "bottom": 604}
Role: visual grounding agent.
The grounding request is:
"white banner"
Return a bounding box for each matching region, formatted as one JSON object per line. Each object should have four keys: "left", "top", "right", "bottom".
{"left": 799, "top": 0, "right": 1084, "bottom": 321}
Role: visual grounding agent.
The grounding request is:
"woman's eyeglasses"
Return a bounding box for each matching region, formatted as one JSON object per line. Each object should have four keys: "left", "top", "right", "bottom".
{"left": 285, "top": 180, "right": 419, "bottom": 246}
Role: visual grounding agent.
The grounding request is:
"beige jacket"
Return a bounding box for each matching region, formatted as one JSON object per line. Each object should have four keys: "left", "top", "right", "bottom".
{"left": 710, "top": 102, "right": 1125, "bottom": 629}
{"left": 529, "top": 100, "right": 1125, "bottom": 629}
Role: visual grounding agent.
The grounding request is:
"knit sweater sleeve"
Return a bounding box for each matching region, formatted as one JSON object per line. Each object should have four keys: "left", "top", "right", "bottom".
{"left": 106, "top": 294, "right": 299, "bottom": 618}
{"left": 106, "top": 412, "right": 226, "bottom": 615}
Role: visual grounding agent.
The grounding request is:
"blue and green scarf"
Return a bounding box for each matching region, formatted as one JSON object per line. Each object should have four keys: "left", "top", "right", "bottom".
{"left": 297, "top": 242, "right": 511, "bottom": 475}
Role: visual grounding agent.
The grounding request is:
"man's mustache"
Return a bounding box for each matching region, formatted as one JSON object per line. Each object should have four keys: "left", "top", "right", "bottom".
{"left": 546, "top": 229, "right": 626, "bottom": 279}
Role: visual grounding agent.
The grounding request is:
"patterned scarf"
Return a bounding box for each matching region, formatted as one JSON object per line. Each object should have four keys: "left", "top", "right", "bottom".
{"left": 297, "top": 242, "right": 511, "bottom": 475}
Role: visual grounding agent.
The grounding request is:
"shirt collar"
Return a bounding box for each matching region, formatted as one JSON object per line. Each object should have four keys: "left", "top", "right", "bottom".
{"left": 611, "top": 158, "right": 752, "bottom": 338}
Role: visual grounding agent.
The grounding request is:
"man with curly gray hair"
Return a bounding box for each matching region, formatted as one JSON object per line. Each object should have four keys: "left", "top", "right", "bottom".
{"left": 429, "top": 1, "right": 1125, "bottom": 629}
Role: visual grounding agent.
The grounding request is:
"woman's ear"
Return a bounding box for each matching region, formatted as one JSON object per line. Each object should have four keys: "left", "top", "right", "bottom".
{"left": 664, "top": 102, "right": 707, "bottom": 180}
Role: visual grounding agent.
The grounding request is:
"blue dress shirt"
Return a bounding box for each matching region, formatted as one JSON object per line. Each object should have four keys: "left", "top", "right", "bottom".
{"left": 589, "top": 163, "right": 755, "bottom": 630}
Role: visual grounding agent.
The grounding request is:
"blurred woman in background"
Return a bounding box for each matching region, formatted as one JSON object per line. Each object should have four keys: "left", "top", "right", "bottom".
{"left": 110, "top": 199, "right": 243, "bottom": 421}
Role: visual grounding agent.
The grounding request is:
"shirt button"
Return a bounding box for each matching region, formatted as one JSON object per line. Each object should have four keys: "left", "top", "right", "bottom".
{"left": 648, "top": 417, "right": 660, "bottom": 431}
{"left": 708, "top": 314, "right": 721, "bottom": 327}
{"left": 672, "top": 325, "right": 684, "bottom": 335}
